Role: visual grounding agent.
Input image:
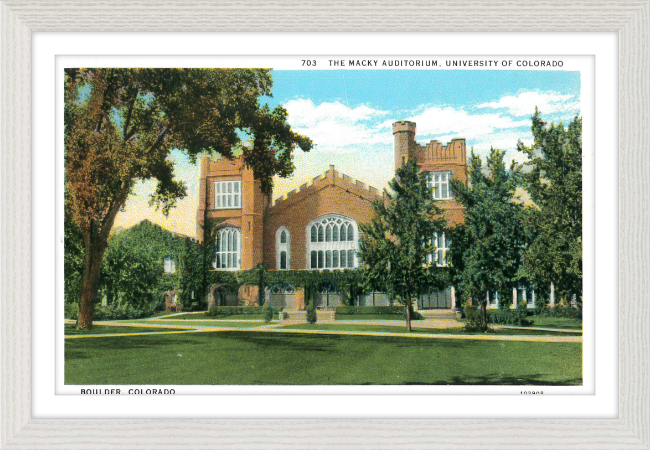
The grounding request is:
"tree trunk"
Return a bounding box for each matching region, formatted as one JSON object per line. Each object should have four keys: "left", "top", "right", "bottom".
{"left": 405, "top": 299, "right": 412, "bottom": 332}
{"left": 77, "top": 238, "right": 107, "bottom": 329}
{"left": 481, "top": 298, "right": 488, "bottom": 330}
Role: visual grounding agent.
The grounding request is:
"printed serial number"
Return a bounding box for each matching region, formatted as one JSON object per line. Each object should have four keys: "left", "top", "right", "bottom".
{"left": 302, "top": 60, "right": 317, "bottom": 66}
{"left": 520, "top": 391, "right": 544, "bottom": 395}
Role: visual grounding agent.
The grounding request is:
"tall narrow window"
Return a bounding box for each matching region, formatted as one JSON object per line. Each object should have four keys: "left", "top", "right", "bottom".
{"left": 214, "top": 180, "right": 242, "bottom": 209}
{"left": 163, "top": 256, "right": 176, "bottom": 274}
{"left": 426, "top": 172, "right": 452, "bottom": 200}
{"left": 427, "top": 232, "right": 450, "bottom": 266}
{"left": 276, "top": 227, "right": 291, "bottom": 270}
{"left": 214, "top": 227, "right": 240, "bottom": 271}
{"left": 307, "top": 215, "right": 359, "bottom": 270}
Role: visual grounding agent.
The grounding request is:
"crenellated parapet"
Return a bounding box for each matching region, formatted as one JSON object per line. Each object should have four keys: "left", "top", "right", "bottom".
{"left": 269, "top": 165, "right": 384, "bottom": 215}
{"left": 415, "top": 137, "right": 466, "bottom": 165}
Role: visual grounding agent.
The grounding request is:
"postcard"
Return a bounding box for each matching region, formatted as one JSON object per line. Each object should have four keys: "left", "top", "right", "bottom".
{"left": 57, "top": 55, "right": 592, "bottom": 396}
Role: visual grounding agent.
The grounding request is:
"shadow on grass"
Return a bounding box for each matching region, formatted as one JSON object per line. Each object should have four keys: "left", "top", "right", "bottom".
{"left": 406, "top": 374, "right": 582, "bottom": 386}
{"left": 221, "top": 331, "right": 338, "bottom": 354}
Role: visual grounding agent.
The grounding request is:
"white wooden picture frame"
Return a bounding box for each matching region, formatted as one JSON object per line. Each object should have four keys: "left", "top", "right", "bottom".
{"left": 1, "top": 1, "right": 648, "bottom": 448}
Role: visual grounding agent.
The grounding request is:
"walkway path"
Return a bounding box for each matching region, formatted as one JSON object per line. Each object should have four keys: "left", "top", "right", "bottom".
{"left": 64, "top": 319, "right": 581, "bottom": 343}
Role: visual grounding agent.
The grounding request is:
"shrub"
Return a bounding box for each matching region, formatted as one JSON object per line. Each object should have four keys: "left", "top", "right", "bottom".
{"left": 535, "top": 305, "right": 582, "bottom": 320}
{"left": 336, "top": 306, "right": 406, "bottom": 316}
{"left": 92, "top": 303, "right": 156, "bottom": 321}
{"left": 263, "top": 302, "right": 274, "bottom": 323}
{"left": 464, "top": 307, "right": 489, "bottom": 332}
{"left": 206, "top": 305, "right": 281, "bottom": 317}
{"left": 65, "top": 302, "right": 79, "bottom": 320}
{"left": 487, "top": 309, "right": 533, "bottom": 326}
{"left": 404, "top": 307, "right": 424, "bottom": 321}
{"left": 306, "top": 305, "right": 317, "bottom": 324}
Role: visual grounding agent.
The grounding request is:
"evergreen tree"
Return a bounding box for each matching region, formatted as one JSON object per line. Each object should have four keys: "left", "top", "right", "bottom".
{"left": 517, "top": 109, "right": 582, "bottom": 302}
{"left": 451, "top": 149, "right": 527, "bottom": 329}
{"left": 359, "top": 161, "right": 446, "bottom": 331}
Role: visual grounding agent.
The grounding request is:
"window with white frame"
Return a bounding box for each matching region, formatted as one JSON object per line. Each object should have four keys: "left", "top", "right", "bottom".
{"left": 427, "top": 171, "right": 452, "bottom": 199}
{"left": 307, "top": 215, "right": 358, "bottom": 270}
{"left": 214, "top": 180, "right": 241, "bottom": 209}
{"left": 214, "top": 227, "right": 240, "bottom": 270}
{"left": 163, "top": 256, "right": 176, "bottom": 274}
{"left": 276, "top": 227, "right": 291, "bottom": 270}
{"left": 426, "top": 232, "right": 450, "bottom": 266}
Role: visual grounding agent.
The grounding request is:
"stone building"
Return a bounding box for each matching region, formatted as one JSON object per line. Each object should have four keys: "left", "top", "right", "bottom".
{"left": 196, "top": 121, "right": 467, "bottom": 309}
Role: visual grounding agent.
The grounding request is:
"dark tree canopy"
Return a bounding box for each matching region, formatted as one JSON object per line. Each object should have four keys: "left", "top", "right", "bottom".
{"left": 358, "top": 161, "right": 446, "bottom": 331}
{"left": 450, "top": 148, "right": 527, "bottom": 327}
{"left": 517, "top": 109, "right": 582, "bottom": 301}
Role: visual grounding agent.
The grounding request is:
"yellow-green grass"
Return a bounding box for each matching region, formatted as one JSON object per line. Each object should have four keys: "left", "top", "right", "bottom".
{"left": 64, "top": 324, "right": 189, "bottom": 335}
{"left": 277, "top": 323, "right": 582, "bottom": 336}
{"left": 64, "top": 330, "right": 582, "bottom": 385}
{"left": 157, "top": 313, "right": 267, "bottom": 321}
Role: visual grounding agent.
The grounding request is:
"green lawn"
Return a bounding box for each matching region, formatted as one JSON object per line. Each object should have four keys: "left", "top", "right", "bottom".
{"left": 65, "top": 330, "right": 582, "bottom": 385}
{"left": 64, "top": 324, "right": 189, "bottom": 335}
{"left": 528, "top": 316, "right": 582, "bottom": 330}
{"left": 278, "top": 323, "right": 582, "bottom": 336}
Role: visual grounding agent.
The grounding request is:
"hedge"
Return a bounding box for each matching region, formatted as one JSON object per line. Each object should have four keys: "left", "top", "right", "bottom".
{"left": 66, "top": 303, "right": 156, "bottom": 321}
{"left": 206, "top": 305, "right": 282, "bottom": 316}
{"left": 486, "top": 309, "right": 532, "bottom": 326}
{"left": 336, "top": 306, "right": 404, "bottom": 315}
{"left": 536, "top": 306, "right": 582, "bottom": 319}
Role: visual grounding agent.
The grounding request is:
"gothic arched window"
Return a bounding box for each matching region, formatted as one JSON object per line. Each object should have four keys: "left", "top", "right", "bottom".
{"left": 276, "top": 227, "right": 291, "bottom": 270}
{"left": 307, "top": 215, "right": 358, "bottom": 270}
{"left": 214, "top": 227, "right": 240, "bottom": 271}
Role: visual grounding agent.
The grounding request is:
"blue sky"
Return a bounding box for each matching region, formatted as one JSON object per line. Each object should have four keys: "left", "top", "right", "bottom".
{"left": 113, "top": 69, "right": 581, "bottom": 237}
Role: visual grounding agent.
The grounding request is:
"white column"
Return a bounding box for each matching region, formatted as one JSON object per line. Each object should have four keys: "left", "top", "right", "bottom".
{"left": 530, "top": 288, "right": 536, "bottom": 308}
{"left": 450, "top": 286, "right": 456, "bottom": 311}
{"left": 549, "top": 283, "right": 555, "bottom": 308}
{"left": 494, "top": 292, "right": 499, "bottom": 309}
{"left": 512, "top": 287, "right": 517, "bottom": 309}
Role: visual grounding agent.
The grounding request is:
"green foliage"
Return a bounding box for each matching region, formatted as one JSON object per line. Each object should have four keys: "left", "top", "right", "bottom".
{"left": 517, "top": 109, "right": 582, "bottom": 301}
{"left": 206, "top": 306, "right": 280, "bottom": 317}
{"left": 487, "top": 309, "right": 532, "bottom": 326}
{"left": 536, "top": 306, "right": 582, "bottom": 320}
{"left": 99, "top": 220, "right": 183, "bottom": 310}
{"left": 65, "top": 302, "right": 79, "bottom": 320}
{"left": 464, "top": 307, "right": 489, "bottom": 332}
{"left": 451, "top": 148, "right": 528, "bottom": 323}
{"left": 359, "top": 161, "right": 447, "bottom": 312}
{"left": 238, "top": 268, "right": 368, "bottom": 306}
{"left": 64, "top": 215, "right": 85, "bottom": 305}
{"left": 263, "top": 303, "right": 274, "bottom": 323}
{"left": 306, "top": 304, "right": 317, "bottom": 324}
{"left": 404, "top": 308, "right": 424, "bottom": 321}
{"left": 336, "top": 306, "right": 405, "bottom": 315}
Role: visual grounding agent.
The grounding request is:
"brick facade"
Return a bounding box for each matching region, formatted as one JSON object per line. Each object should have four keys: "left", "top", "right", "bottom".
{"left": 197, "top": 121, "right": 467, "bottom": 273}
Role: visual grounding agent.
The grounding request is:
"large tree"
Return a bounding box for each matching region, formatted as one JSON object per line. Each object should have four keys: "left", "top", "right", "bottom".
{"left": 451, "top": 148, "right": 527, "bottom": 329}
{"left": 358, "top": 161, "right": 446, "bottom": 331}
{"left": 517, "top": 109, "right": 582, "bottom": 302}
{"left": 65, "top": 68, "right": 312, "bottom": 328}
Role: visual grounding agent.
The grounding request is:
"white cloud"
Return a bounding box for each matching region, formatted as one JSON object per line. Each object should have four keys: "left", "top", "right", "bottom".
{"left": 476, "top": 91, "right": 579, "bottom": 117}
{"left": 400, "top": 106, "right": 529, "bottom": 141}
{"left": 284, "top": 99, "right": 391, "bottom": 150}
